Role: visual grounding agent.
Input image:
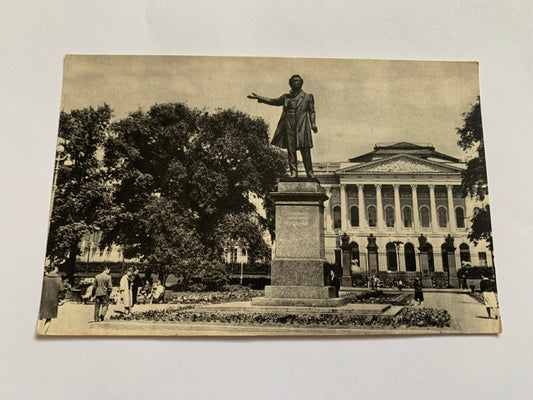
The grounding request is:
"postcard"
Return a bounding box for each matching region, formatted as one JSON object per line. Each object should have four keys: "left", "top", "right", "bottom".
{"left": 37, "top": 55, "right": 500, "bottom": 336}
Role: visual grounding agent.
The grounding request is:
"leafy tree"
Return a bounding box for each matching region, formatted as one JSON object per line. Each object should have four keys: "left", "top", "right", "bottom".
{"left": 102, "top": 103, "right": 285, "bottom": 287}
{"left": 456, "top": 97, "right": 492, "bottom": 251}
{"left": 47, "top": 105, "right": 112, "bottom": 282}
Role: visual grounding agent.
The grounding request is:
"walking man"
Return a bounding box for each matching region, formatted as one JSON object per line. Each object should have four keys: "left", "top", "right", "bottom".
{"left": 93, "top": 266, "right": 113, "bottom": 322}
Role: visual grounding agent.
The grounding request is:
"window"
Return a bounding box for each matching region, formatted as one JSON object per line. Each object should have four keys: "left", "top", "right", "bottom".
{"left": 230, "top": 248, "right": 238, "bottom": 263}
{"left": 403, "top": 206, "right": 412, "bottom": 228}
{"left": 460, "top": 243, "right": 471, "bottom": 264}
{"left": 404, "top": 242, "right": 416, "bottom": 271}
{"left": 420, "top": 206, "right": 430, "bottom": 228}
{"left": 367, "top": 205, "right": 377, "bottom": 227}
{"left": 385, "top": 206, "right": 395, "bottom": 227}
{"left": 333, "top": 206, "right": 341, "bottom": 229}
{"left": 241, "top": 248, "right": 247, "bottom": 257}
{"left": 350, "top": 206, "right": 359, "bottom": 227}
{"left": 386, "top": 242, "right": 398, "bottom": 271}
{"left": 441, "top": 243, "right": 449, "bottom": 274}
{"left": 479, "top": 252, "right": 488, "bottom": 266}
{"left": 427, "top": 243, "right": 435, "bottom": 272}
{"left": 438, "top": 206, "right": 448, "bottom": 228}
{"left": 350, "top": 242, "right": 360, "bottom": 265}
{"left": 455, "top": 207, "right": 465, "bottom": 228}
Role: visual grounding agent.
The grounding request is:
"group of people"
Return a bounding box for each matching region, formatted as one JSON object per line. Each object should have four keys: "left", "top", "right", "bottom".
{"left": 94, "top": 267, "right": 165, "bottom": 320}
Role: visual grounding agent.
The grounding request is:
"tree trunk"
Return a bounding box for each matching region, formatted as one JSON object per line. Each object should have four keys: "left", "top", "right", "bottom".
{"left": 66, "top": 244, "right": 78, "bottom": 284}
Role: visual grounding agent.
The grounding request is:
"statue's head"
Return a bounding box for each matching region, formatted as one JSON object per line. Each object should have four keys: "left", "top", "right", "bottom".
{"left": 289, "top": 74, "right": 303, "bottom": 91}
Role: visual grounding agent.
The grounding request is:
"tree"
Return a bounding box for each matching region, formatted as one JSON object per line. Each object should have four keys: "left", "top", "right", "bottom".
{"left": 102, "top": 103, "right": 286, "bottom": 287}
{"left": 456, "top": 97, "right": 493, "bottom": 251}
{"left": 47, "top": 105, "right": 112, "bottom": 282}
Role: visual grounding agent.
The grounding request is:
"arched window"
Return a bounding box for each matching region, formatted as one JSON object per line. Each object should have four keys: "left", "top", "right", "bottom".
{"left": 404, "top": 242, "right": 416, "bottom": 271}
{"left": 460, "top": 243, "right": 471, "bottom": 264}
{"left": 403, "top": 206, "right": 412, "bottom": 228}
{"left": 420, "top": 206, "right": 430, "bottom": 228}
{"left": 441, "top": 243, "right": 449, "bottom": 274}
{"left": 455, "top": 207, "right": 465, "bottom": 228}
{"left": 350, "top": 206, "right": 359, "bottom": 227}
{"left": 367, "top": 205, "right": 377, "bottom": 227}
{"left": 350, "top": 242, "right": 360, "bottom": 265}
{"left": 333, "top": 206, "right": 341, "bottom": 229}
{"left": 427, "top": 243, "right": 435, "bottom": 272}
{"left": 438, "top": 206, "right": 448, "bottom": 228}
{"left": 385, "top": 205, "right": 395, "bottom": 227}
{"left": 386, "top": 242, "right": 398, "bottom": 271}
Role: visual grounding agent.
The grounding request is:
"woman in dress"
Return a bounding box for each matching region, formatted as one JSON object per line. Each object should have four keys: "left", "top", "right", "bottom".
{"left": 414, "top": 277, "right": 424, "bottom": 305}
{"left": 38, "top": 265, "right": 64, "bottom": 334}
{"left": 480, "top": 275, "right": 498, "bottom": 319}
{"left": 119, "top": 268, "right": 134, "bottom": 314}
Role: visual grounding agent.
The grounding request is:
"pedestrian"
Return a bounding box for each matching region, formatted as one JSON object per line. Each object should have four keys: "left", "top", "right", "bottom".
{"left": 119, "top": 267, "right": 134, "bottom": 314}
{"left": 131, "top": 268, "right": 143, "bottom": 307}
{"left": 38, "top": 264, "right": 64, "bottom": 334}
{"left": 414, "top": 277, "right": 424, "bottom": 305}
{"left": 93, "top": 266, "right": 113, "bottom": 322}
{"left": 350, "top": 259, "right": 359, "bottom": 287}
{"left": 480, "top": 275, "right": 498, "bottom": 319}
{"left": 330, "top": 270, "right": 341, "bottom": 298}
{"left": 397, "top": 279, "right": 404, "bottom": 291}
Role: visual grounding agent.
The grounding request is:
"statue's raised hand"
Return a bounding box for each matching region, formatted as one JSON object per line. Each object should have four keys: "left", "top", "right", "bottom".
{"left": 247, "top": 92, "right": 260, "bottom": 100}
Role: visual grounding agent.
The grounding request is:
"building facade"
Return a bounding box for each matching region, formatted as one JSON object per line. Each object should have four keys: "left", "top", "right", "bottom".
{"left": 312, "top": 143, "right": 492, "bottom": 282}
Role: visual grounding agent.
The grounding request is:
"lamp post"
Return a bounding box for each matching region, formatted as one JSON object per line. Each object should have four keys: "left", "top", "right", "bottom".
{"left": 392, "top": 240, "right": 403, "bottom": 273}
{"left": 48, "top": 142, "right": 72, "bottom": 231}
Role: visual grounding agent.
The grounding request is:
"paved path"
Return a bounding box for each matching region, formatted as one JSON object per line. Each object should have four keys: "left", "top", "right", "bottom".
{"left": 36, "top": 291, "right": 501, "bottom": 337}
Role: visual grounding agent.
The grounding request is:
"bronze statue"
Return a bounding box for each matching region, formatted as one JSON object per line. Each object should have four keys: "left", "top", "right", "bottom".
{"left": 248, "top": 74, "right": 318, "bottom": 178}
{"left": 418, "top": 234, "right": 428, "bottom": 251}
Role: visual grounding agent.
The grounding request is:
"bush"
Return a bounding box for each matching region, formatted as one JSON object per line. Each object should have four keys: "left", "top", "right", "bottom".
{"left": 112, "top": 305, "right": 451, "bottom": 328}
{"left": 457, "top": 266, "right": 495, "bottom": 279}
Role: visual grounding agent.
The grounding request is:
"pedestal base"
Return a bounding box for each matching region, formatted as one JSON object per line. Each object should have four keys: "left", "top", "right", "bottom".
{"left": 252, "top": 285, "right": 346, "bottom": 307}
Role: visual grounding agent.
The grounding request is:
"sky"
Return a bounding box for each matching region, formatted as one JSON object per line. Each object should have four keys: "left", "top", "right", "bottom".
{"left": 60, "top": 55, "right": 480, "bottom": 162}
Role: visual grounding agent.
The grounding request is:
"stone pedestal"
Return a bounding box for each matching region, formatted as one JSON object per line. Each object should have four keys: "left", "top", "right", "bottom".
{"left": 418, "top": 251, "right": 433, "bottom": 288}
{"left": 252, "top": 178, "right": 346, "bottom": 307}
{"left": 447, "top": 251, "right": 460, "bottom": 288}
{"left": 341, "top": 233, "right": 352, "bottom": 287}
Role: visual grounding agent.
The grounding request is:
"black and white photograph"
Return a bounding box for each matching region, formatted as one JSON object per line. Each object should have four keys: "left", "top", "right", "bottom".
{"left": 37, "top": 55, "right": 500, "bottom": 336}
{"left": 4, "top": 2, "right": 533, "bottom": 399}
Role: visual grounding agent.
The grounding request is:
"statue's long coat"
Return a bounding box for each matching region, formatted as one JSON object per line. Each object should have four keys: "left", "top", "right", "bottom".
{"left": 259, "top": 91, "right": 316, "bottom": 150}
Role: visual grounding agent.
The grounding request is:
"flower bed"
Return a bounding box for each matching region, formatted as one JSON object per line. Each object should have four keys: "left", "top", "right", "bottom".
{"left": 111, "top": 306, "right": 451, "bottom": 329}
{"left": 344, "top": 290, "right": 412, "bottom": 306}
{"left": 165, "top": 286, "right": 264, "bottom": 305}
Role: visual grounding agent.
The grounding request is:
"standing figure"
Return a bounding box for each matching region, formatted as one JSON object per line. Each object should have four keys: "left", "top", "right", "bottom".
{"left": 93, "top": 266, "right": 113, "bottom": 322}
{"left": 330, "top": 270, "right": 341, "bottom": 298}
{"left": 248, "top": 74, "right": 318, "bottom": 178}
{"left": 480, "top": 275, "right": 498, "bottom": 319}
{"left": 414, "top": 277, "right": 424, "bottom": 305}
{"left": 38, "top": 264, "right": 64, "bottom": 334}
{"left": 131, "top": 268, "right": 143, "bottom": 307}
{"left": 119, "top": 267, "right": 133, "bottom": 314}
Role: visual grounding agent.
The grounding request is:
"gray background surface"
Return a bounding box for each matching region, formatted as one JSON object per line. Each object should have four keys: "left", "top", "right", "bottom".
{"left": 1, "top": 1, "right": 532, "bottom": 399}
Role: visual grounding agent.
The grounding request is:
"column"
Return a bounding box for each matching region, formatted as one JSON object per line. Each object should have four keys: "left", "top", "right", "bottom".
{"left": 394, "top": 184, "right": 402, "bottom": 233}
{"left": 340, "top": 184, "right": 348, "bottom": 231}
{"left": 376, "top": 184, "right": 383, "bottom": 231}
{"left": 429, "top": 184, "right": 438, "bottom": 233}
{"left": 411, "top": 184, "right": 420, "bottom": 232}
{"left": 357, "top": 184, "right": 366, "bottom": 230}
{"left": 324, "top": 186, "right": 332, "bottom": 232}
{"left": 447, "top": 185, "right": 457, "bottom": 233}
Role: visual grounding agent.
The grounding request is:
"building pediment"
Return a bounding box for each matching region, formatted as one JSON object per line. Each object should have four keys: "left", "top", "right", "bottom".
{"left": 336, "top": 154, "right": 463, "bottom": 175}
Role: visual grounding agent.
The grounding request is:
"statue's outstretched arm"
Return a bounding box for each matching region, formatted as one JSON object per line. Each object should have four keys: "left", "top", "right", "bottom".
{"left": 247, "top": 93, "right": 284, "bottom": 106}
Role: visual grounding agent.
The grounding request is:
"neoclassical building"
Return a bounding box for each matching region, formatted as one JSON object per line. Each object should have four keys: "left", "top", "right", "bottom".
{"left": 312, "top": 142, "right": 492, "bottom": 279}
